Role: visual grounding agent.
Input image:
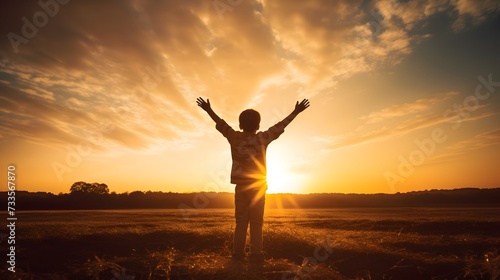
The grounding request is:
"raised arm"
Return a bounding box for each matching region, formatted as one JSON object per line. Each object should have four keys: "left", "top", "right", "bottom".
{"left": 196, "top": 97, "right": 222, "bottom": 123}
{"left": 281, "top": 99, "right": 310, "bottom": 127}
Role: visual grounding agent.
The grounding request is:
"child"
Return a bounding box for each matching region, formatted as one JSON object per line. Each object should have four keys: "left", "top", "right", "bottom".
{"left": 196, "top": 97, "right": 310, "bottom": 262}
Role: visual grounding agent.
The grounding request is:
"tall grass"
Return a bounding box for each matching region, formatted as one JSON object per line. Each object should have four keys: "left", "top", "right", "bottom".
{"left": 6, "top": 208, "right": 499, "bottom": 279}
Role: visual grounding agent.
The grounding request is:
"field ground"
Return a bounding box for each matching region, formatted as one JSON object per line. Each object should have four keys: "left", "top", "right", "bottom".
{"left": 1, "top": 207, "right": 500, "bottom": 279}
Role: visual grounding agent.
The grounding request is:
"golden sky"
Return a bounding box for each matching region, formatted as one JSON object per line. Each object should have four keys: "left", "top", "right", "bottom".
{"left": 1, "top": 0, "right": 499, "bottom": 194}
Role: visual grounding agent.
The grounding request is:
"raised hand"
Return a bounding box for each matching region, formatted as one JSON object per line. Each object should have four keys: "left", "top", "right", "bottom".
{"left": 196, "top": 97, "right": 211, "bottom": 111}
{"left": 197, "top": 97, "right": 222, "bottom": 123}
{"left": 294, "top": 99, "right": 310, "bottom": 114}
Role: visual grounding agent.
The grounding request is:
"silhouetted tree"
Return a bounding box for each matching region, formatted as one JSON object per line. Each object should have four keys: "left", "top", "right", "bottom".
{"left": 70, "top": 181, "right": 86, "bottom": 193}
{"left": 70, "top": 181, "right": 109, "bottom": 195}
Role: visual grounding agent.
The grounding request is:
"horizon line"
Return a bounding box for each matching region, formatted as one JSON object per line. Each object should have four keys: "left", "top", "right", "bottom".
{"left": 7, "top": 187, "right": 500, "bottom": 196}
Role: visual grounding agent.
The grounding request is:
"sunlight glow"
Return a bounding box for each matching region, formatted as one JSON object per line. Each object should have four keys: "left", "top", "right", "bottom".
{"left": 266, "top": 154, "right": 304, "bottom": 194}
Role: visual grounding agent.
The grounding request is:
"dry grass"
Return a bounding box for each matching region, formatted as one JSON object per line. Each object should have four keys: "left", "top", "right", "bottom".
{"left": 2, "top": 208, "right": 499, "bottom": 279}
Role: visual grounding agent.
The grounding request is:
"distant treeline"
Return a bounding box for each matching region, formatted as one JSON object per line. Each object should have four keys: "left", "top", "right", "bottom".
{"left": 3, "top": 188, "right": 500, "bottom": 210}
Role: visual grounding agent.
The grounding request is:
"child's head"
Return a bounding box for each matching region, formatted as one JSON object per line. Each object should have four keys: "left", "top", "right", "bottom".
{"left": 239, "top": 109, "right": 260, "bottom": 132}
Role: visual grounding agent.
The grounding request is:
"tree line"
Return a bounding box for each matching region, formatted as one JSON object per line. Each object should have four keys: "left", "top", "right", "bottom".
{"left": 3, "top": 182, "right": 500, "bottom": 210}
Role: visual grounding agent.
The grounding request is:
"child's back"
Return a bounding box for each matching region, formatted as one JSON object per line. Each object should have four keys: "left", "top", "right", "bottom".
{"left": 196, "top": 97, "right": 310, "bottom": 261}
{"left": 215, "top": 115, "right": 288, "bottom": 190}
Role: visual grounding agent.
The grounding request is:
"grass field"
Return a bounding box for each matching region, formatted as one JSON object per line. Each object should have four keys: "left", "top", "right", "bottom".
{"left": 2, "top": 207, "right": 500, "bottom": 279}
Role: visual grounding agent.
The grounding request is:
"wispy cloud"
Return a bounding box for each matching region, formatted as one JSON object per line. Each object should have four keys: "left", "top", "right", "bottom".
{"left": 427, "top": 128, "right": 500, "bottom": 164}
{"left": 374, "top": 0, "right": 500, "bottom": 32}
{"left": 452, "top": 0, "right": 500, "bottom": 30}
{"left": 0, "top": 0, "right": 498, "bottom": 153}
{"left": 322, "top": 92, "right": 496, "bottom": 151}
{"left": 324, "top": 113, "right": 447, "bottom": 151}
{"left": 360, "top": 91, "right": 459, "bottom": 124}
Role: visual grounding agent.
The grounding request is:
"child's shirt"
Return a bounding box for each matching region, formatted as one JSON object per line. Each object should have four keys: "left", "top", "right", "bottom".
{"left": 215, "top": 119, "right": 288, "bottom": 188}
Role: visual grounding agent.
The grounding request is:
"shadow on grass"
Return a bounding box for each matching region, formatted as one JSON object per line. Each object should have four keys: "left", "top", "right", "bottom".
{"left": 5, "top": 229, "right": 343, "bottom": 279}
{"left": 2, "top": 228, "right": 498, "bottom": 279}
{"left": 299, "top": 219, "right": 500, "bottom": 237}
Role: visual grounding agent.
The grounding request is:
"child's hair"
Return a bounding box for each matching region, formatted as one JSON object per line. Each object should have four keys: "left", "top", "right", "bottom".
{"left": 239, "top": 109, "right": 260, "bottom": 132}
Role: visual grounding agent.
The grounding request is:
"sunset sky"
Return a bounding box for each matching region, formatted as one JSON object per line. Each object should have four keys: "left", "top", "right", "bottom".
{"left": 1, "top": 0, "right": 499, "bottom": 195}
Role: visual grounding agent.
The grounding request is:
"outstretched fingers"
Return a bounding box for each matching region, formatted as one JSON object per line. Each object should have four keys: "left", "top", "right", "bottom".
{"left": 300, "top": 99, "right": 310, "bottom": 109}
{"left": 196, "top": 97, "right": 207, "bottom": 106}
{"left": 296, "top": 99, "right": 310, "bottom": 112}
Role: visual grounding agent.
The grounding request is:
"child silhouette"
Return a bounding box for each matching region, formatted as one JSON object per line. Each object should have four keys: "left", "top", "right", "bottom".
{"left": 196, "top": 97, "right": 310, "bottom": 262}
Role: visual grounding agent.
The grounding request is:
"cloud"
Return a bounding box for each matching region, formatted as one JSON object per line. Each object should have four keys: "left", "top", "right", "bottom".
{"left": 427, "top": 128, "right": 500, "bottom": 164}
{"left": 373, "top": 0, "right": 500, "bottom": 32}
{"left": 0, "top": 79, "right": 177, "bottom": 151}
{"left": 325, "top": 113, "right": 447, "bottom": 151}
{"left": 375, "top": 0, "right": 451, "bottom": 30}
{"left": 1, "top": 0, "right": 499, "bottom": 153}
{"left": 260, "top": 0, "right": 413, "bottom": 98}
{"left": 450, "top": 128, "right": 500, "bottom": 150}
{"left": 360, "top": 91, "right": 459, "bottom": 124}
{"left": 452, "top": 0, "right": 500, "bottom": 30}
{"left": 0, "top": 82, "right": 102, "bottom": 147}
{"left": 19, "top": 87, "right": 55, "bottom": 101}
{"left": 324, "top": 92, "right": 496, "bottom": 151}
{"left": 101, "top": 125, "right": 150, "bottom": 150}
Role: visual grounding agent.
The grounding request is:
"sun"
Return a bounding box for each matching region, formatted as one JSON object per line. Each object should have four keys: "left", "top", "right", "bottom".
{"left": 266, "top": 163, "right": 290, "bottom": 193}
{"left": 266, "top": 151, "right": 304, "bottom": 194}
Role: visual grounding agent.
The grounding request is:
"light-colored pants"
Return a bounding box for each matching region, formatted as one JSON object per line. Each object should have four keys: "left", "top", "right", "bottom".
{"left": 233, "top": 186, "right": 266, "bottom": 256}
